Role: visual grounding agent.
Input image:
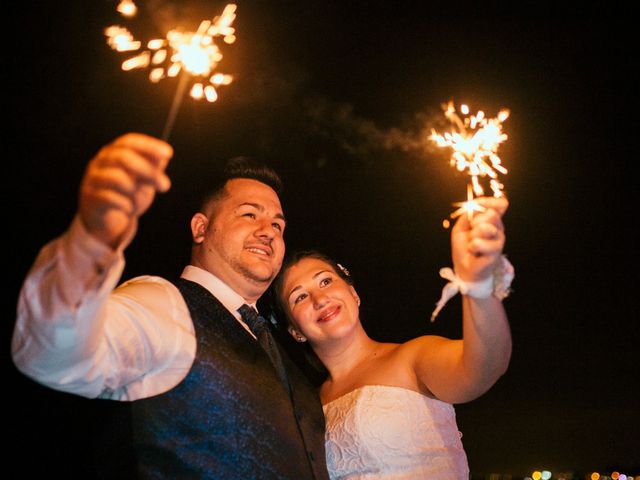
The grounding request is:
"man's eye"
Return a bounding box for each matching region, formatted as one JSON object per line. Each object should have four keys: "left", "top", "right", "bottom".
{"left": 320, "top": 277, "right": 332, "bottom": 287}
{"left": 243, "top": 213, "right": 256, "bottom": 219}
{"left": 272, "top": 223, "right": 282, "bottom": 231}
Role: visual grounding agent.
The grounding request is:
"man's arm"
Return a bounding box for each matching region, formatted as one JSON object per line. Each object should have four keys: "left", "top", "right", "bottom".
{"left": 11, "top": 134, "right": 186, "bottom": 399}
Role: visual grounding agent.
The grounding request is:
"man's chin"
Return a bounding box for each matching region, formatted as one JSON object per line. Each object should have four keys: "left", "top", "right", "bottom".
{"left": 243, "top": 266, "right": 277, "bottom": 285}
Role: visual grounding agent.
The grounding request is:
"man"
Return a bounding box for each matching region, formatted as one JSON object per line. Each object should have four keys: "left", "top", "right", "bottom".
{"left": 12, "top": 133, "right": 329, "bottom": 479}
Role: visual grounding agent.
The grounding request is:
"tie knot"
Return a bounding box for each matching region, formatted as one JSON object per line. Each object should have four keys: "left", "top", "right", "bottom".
{"left": 238, "top": 304, "right": 267, "bottom": 335}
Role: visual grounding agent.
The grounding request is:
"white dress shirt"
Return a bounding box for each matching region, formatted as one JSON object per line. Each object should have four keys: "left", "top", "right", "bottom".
{"left": 12, "top": 216, "right": 258, "bottom": 401}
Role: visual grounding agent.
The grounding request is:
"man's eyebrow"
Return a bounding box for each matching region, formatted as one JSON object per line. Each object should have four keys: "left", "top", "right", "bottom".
{"left": 238, "top": 202, "right": 263, "bottom": 210}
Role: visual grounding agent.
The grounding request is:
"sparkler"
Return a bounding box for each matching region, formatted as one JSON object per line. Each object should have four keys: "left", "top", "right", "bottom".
{"left": 116, "top": 0, "right": 138, "bottom": 18}
{"left": 105, "top": 3, "right": 237, "bottom": 140}
{"left": 430, "top": 101, "right": 510, "bottom": 220}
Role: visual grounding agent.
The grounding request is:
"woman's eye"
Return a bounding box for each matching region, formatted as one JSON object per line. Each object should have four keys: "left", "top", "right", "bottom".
{"left": 293, "top": 293, "right": 307, "bottom": 304}
{"left": 243, "top": 213, "right": 256, "bottom": 219}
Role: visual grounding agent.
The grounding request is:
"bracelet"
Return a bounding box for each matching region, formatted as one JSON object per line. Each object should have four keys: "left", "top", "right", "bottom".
{"left": 430, "top": 255, "right": 514, "bottom": 322}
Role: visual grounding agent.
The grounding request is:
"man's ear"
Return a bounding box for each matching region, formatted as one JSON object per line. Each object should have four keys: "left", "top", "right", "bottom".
{"left": 191, "top": 213, "right": 208, "bottom": 244}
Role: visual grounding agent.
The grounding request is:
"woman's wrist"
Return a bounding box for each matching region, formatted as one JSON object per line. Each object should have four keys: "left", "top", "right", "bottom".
{"left": 431, "top": 255, "right": 514, "bottom": 321}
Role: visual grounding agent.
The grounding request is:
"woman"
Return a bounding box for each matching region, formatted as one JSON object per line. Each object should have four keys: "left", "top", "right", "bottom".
{"left": 273, "top": 196, "right": 513, "bottom": 479}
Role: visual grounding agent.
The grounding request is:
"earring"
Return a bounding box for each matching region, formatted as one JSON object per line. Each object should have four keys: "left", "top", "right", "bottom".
{"left": 288, "top": 327, "right": 307, "bottom": 343}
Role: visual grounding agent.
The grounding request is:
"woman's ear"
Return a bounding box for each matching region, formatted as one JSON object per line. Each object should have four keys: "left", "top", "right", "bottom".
{"left": 287, "top": 326, "right": 307, "bottom": 343}
{"left": 350, "top": 286, "right": 360, "bottom": 306}
{"left": 191, "top": 213, "right": 208, "bottom": 244}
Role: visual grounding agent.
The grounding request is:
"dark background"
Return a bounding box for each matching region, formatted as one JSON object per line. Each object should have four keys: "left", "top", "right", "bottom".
{"left": 6, "top": 1, "right": 637, "bottom": 478}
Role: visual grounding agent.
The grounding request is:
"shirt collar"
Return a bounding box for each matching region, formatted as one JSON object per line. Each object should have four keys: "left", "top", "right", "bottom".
{"left": 181, "top": 265, "right": 257, "bottom": 322}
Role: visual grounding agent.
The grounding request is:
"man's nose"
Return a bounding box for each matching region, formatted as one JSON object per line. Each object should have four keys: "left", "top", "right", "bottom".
{"left": 254, "top": 219, "right": 277, "bottom": 239}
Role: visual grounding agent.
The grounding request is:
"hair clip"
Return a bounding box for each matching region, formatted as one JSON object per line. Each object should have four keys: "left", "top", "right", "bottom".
{"left": 336, "top": 263, "right": 350, "bottom": 277}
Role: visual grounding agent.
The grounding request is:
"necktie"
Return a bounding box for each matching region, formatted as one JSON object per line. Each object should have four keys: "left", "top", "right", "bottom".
{"left": 238, "top": 304, "right": 290, "bottom": 393}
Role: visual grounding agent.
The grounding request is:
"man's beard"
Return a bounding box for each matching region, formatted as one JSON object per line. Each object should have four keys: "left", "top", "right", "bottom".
{"left": 232, "top": 257, "right": 278, "bottom": 286}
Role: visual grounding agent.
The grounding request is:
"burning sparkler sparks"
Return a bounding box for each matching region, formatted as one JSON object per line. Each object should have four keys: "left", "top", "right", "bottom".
{"left": 105, "top": 3, "right": 237, "bottom": 139}
{"left": 116, "top": 0, "right": 138, "bottom": 18}
{"left": 450, "top": 184, "right": 486, "bottom": 220}
{"left": 430, "top": 101, "right": 510, "bottom": 220}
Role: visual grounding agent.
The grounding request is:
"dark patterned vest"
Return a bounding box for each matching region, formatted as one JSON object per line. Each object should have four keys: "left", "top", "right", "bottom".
{"left": 132, "top": 279, "right": 329, "bottom": 479}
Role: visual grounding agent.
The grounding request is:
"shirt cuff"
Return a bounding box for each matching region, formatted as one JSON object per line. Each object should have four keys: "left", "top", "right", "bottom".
{"left": 64, "top": 215, "right": 137, "bottom": 274}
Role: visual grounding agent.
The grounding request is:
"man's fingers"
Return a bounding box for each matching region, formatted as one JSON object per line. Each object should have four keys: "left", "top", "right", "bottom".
{"left": 82, "top": 187, "right": 135, "bottom": 216}
{"left": 95, "top": 145, "right": 171, "bottom": 192}
{"left": 85, "top": 167, "right": 138, "bottom": 197}
{"left": 110, "top": 133, "right": 174, "bottom": 168}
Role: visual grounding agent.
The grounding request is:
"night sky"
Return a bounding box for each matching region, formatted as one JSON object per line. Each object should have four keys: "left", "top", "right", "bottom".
{"left": 6, "top": 1, "right": 637, "bottom": 478}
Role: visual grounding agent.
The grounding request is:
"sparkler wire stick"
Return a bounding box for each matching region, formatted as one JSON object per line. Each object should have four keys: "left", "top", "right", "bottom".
{"left": 105, "top": 4, "right": 238, "bottom": 140}
{"left": 161, "top": 71, "right": 190, "bottom": 141}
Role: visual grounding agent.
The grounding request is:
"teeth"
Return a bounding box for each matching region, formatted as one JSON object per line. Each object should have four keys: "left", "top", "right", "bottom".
{"left": 247, "top": 247, "right": 268, "bottom": 256}
{"left": 320, "top": 308, "right": 337, "bottom": 321}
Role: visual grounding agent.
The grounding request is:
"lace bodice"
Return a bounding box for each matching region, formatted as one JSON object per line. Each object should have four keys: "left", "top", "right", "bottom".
{"left": 322, "top": 385, "right": 469, "bottom": 479}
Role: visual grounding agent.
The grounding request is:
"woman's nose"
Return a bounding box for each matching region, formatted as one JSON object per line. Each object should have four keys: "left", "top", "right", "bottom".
{"left": 312, "top": 291, "right": 329, "bottom": 309}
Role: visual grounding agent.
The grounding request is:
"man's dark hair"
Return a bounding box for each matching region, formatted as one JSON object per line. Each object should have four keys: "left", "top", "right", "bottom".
{"left": 198, "top": 156, "right": 283, "bottom": 213}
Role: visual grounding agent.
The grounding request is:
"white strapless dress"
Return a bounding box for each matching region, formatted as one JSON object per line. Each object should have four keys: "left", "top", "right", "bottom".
{"left": 322, "top": 385, "right": 469, "bottom": 479}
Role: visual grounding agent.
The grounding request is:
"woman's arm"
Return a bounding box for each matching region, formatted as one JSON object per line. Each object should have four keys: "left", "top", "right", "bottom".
{"left": 410, "top": 197, "right": 512, "bottom": 403}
